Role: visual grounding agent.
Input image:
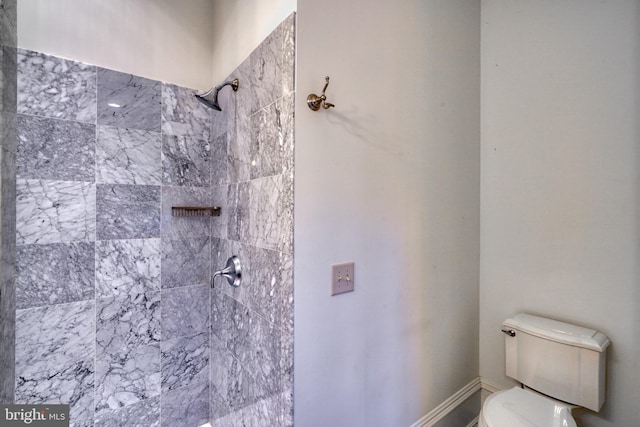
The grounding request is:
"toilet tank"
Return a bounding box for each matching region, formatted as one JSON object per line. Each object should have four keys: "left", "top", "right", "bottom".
{"left": 503, "top": 313, "right": 610, "bottom": 412}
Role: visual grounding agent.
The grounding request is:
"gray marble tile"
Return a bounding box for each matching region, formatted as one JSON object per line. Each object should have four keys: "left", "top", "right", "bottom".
{"left": 160, "top": 236, "right": 210, "bottom": 290}
{"left": 233, "top": 55, "right": 253, "bottom": 122}
{"left": 250, "top": 93, "right": 294, "bottom": 180}
{"left": 230, "top": 118, "right": 251, "bottom": 183}
{"left": 161, "top": 284, "right": 209, "bottom": 340}
{"left": 16, "top": 242, "right": 95, "bottom": 309}
{"left": 2, "top": 46, "right": 17, "bottom": 117}
{"left": 96, "top": 184, "right": 160, "bottom": 240}
{"left": 160, "top": 185, "right": 212, "bottom": 238}
{"left": 16, "top": 114, "right": 95, "bottom": 181}
{"left": 249, "top": 23, "right": 284, "bottom": 114}
{"left": 95, "top": 238, "right": 161, "bottom": 298}
{"left": 209, "top": 334, "right": 234, "bottom": 420}
{"left": 95, "top": 395, "right": 160, "bottom": 427}
{"left": 227, "top": 182, "right": 250, "bottom": 242}
{"left": 0, "top": 0, "right": 17, "bottom": 49}
{"left": 17, "top": 49, "right": 96, "bottom": 123}
{"left": 210, "top": 80, "right": 235, "bottom": 139}
{"left": 97, "top": 68, "right": 161, "bottom": 132}
{"left": 0, "top": 147, "right": 15, "bottom": 403}
{"left": 161, "top": 83, "right": 211, "bottom": 140}
{"left": 161, "top": 382, "right": 209, "bottom": 427}
{"left": 15, "top": 300, "right": 95, "bottom": 421}
{"left": 96, "top": 292, "right": 161, "bottom": 356}
{"left": 16, "top": 179, "right": 96, "bottom": 245}
{"left": 96, "top": 126, "right": 161, "bottom": 185}
{"left": 249, "top": 174, "right": 293, "bottom": 253}
{"left": 160, "top": 332, "right": 209, "bottom": 391}
{"left": 70, "top": 417, "right": 94, "bottom": 427}
{"left": 95, "top": 343, "right": 160, "bottom": 414}
{"left": 245, "top": 246, "right": 287, "bottom": 324}
{"left": 162, "top": 134, "right": 210, "bottom": 187}
{"left": 210, "top": 185, "right": 229, "bottom": 239}
{"left": 281, "top": 13, "right": 296, "bottom": 96}
{"left": 211, "top": 131, "right": 230, "bottom": 186}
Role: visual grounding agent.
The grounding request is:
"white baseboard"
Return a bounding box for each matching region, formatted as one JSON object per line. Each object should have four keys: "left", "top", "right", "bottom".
{"left": 479, "top": 378, "right": 501, "bottom": 394}
{"left": 409, "top": 377, "right": 482, "bottom": 427}
{"left": 466, "top": 416, "right": 479, "bottom": 427}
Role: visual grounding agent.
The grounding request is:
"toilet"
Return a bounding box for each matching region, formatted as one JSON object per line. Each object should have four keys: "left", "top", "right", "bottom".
{"left": 479, "top": 313, "right": 610, "bottom": 427}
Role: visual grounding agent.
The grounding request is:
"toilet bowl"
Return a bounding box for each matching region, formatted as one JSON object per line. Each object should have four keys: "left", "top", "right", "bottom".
{"left": 479, "top": 387, "right": 576, "bottom": 427}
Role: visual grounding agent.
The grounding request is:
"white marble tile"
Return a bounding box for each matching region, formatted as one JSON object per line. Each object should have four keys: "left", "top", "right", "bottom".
{"left": 161, "top": 134, "right": 211, "bottom": 187}
{"left": 96, "top": 184, "right": 160, "bottom": 240}
{"left": 160, "top": 236, "right": 210, "bottom": 290}
{"left": 160, "top": 284, "right": 209, "bottom": 340}
{"left": 94, "top": 395, "right": 160, "bottom": 427}
{"left": 161, "top": 382, "right": 209, "bottom": 427}
{"left": 161, "top": 83, "right": 211, "bottom": 140}
{"left": 160, "top": 332, "right": 209, "bottom": 391}
{"left": 249, "top": 174, "right": 293, "bottom": 253}
{"left": 95, "top": 238, "right": 161, "bottom": 298}
{"left": 17, "top": 49, "right": 96, "bottom": 123}
{"left": 17, "top": 114, "right": 95, "bottom": 182}
{"left": 15, "top": 301, "right": 96, "bottom": 421}
{"left": 16, "top": 241, "right": 95, "bottom": 309}
{"left": 96, "top": 126, "right": 161, "bottom": 185}
{"left": 97, "top": 68, "right": 161, "bottom": 132}
{"left": 16, "top": 179, "right": 96, "bottom": 245}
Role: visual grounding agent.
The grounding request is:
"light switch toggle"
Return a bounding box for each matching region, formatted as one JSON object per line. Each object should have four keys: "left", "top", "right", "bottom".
{"left": 331, "top": 262, "right": 355, "bottom": 296}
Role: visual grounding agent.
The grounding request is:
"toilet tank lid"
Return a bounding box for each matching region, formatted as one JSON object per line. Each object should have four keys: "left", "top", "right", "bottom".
{"left": 503, "top": 313, "right": 610, "bottom": 352}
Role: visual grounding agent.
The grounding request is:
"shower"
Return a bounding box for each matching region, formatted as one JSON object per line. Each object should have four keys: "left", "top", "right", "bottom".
{"left": 194, "top": 78, "right": 239, "bottom": 111}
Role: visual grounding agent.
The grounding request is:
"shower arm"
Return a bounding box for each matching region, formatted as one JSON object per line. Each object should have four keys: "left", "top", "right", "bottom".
{"left": 211, "top": 256, "right": 242, "bottom": 288}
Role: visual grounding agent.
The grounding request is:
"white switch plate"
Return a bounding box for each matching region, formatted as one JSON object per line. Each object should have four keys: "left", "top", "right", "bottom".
{"left": 331, "top": 262, "right": 355, "bottom": 296}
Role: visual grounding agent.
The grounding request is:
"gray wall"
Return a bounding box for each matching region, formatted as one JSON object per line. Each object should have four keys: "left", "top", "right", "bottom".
{"left": 295, "top": 1, "right": 481, "bottom": 426}
{"left": 480, "top": 1, "right": 640, "bottom": 426}
{"left": 0, "top": 0, "right": 17, "bottom": 405}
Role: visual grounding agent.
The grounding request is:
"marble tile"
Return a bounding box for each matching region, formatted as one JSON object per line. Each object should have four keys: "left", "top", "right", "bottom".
{"left": 0, "top": 276, "right": 15, "bottom": 404}
{"left": 281, "top": 13, "right": 296, "bottom": 96}
{"left": 0, "top": 0, "right": 17, "bottom": 49}
{"left": 160, "top": 185, "right": 212, "bottom": 238}
{"left": 95, "top": 343, "right": 160, "bottom": 414}
{"left": 162, "top": 134, "right": 210, "bottom": 187}
{"left": 227, "top": 182, "right": 250, "bottom": 242}
{"left": 210, "top": 185, "right": 229, "bottom": 239}
{"left": 242, "top": 311, "right": 281, "bottom": 395}
{"left": 249, "top": 174, "right": 293, "bottom": 253}
{"left": 15, "top": 300, "right": 95, "bottom": 421}
{"left": 161, "top": 382, "right": 209, "bottom": 427}
{"left": 161, "top": 284, "right": 209, "bottom": 340}
{"left": 210, "top": 131, "right": 230, "bottom": 186}
{"left": 17, "top": 49, "right": 96, "bottom": 123}
{"left": 95, "top": 395, "right": 160, "bottom": 427}
{"left": 70, "top": 417, "right": 94, "bottom": 427}
{"left": 95, "top": 238, "right": 161, "bottom": 298}
{"left": 2, "top": 46, "right": 17, "bottom": 116}
{"left": 97, "top": 68, "right": 161, "bottom": 132}
{"left": 16, "top": 179, "right": 96, "bottom": 245}
{"left": 233, "top": 55, "right": 253, "bottom": 122}
{"left": 96, "top": 126, "right": 161, "bottom": 185}
{"left": 230, "top": 119, "right": 251, "bottom": 183}
{"left": 160, "top": 236, "right": 210, "bottom": 290}
{"left": 209, "top": 334, "right": 234, "bottom": 420}
{"left": 249, "top": 27, "right": 283, "bottom": 114}
{"left": 210, "top": 81, "right": 235, "bottom": 139}
{"left": 96, "top": 292, "right": 161, "bottom": 356}
{"left": 16, "top": 242, "right": 95, "bottom": 309}
{"left": 250, "top": 93, "right": 295, "bottom": 180}
{"left": 160, "top": 332, "right": 209, "bottom": 391}
{"left": 16, "top": 114, "right": 95, "bottom": 181}
{"left": 244, "top": 246, "right": 286, "bottom": 324}
{"left": 96, "top": 184, "right": 160, "bottom": 240}
{"left": 161, "top": 83, "right": 211, "bottom": 140}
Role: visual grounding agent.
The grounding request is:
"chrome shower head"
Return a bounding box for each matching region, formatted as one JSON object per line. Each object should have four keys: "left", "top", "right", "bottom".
{"left": 195, "top": 78, "right": 239, "bottom": 111}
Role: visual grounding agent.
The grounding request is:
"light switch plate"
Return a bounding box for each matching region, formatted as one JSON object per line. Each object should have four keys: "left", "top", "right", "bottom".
{"left": 331, "top": 262, "right": 355, "bottom": 296}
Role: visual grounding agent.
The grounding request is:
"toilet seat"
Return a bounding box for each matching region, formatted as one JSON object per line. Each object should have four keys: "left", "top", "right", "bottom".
{"left": 479, "top": 387, "right": 577, "bottom": 427}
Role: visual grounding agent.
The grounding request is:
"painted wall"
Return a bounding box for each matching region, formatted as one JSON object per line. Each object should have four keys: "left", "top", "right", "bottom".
{"left": 17, "top": 0, "right": 215, "bottom": 89}
{"left": 210, "top": 0, "right": 296, "bottom": 83}
{"left": 480, "top": 1, "right": 640, "bottom": 426}
{"left": 295, "top": 1, "right": 480, "bottom": 426}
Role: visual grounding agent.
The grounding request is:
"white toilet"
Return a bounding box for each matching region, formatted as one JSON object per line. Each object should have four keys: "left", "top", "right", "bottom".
{"left": 479, "top": 313, "right": 610, "bottom": 427}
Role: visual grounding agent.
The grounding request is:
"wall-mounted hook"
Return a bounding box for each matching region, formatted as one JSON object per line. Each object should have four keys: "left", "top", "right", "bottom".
{"left": 307, "top": 76, "right": 335, "bottom": 111}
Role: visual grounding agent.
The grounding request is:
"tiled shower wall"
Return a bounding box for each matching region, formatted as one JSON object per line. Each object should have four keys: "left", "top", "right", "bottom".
{"left": 9, "top": 12, "right": 294, "bottom": 427}
{"left": 208, "top": 13, "right": 295, "bottom": 426}
{"left": 0, "top": 0, "right": 17, "bottom": 405}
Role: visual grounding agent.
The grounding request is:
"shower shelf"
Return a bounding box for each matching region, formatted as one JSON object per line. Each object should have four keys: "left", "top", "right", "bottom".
{"left": 171, "top": 206, "right": 221, "bottom": 217}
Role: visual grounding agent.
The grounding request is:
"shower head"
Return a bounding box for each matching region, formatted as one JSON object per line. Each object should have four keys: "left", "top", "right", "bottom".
{"left": 195, "top": 78, "right": 239, "bottom": 111}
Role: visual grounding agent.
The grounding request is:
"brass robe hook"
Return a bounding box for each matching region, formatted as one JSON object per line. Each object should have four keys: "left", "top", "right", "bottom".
{"left": 307, "top": 76, "right": 335, "bottom": 111}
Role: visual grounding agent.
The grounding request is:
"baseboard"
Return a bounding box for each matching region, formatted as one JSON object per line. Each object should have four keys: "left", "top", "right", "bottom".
{"left": 466, "top": 416, "right": 479, "bottom": 427}
{"left": 479, "top": 378, "right": 501, "bottom": 394}
{"left": 409, "top": 377, "right": 481, "bottom": 427}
